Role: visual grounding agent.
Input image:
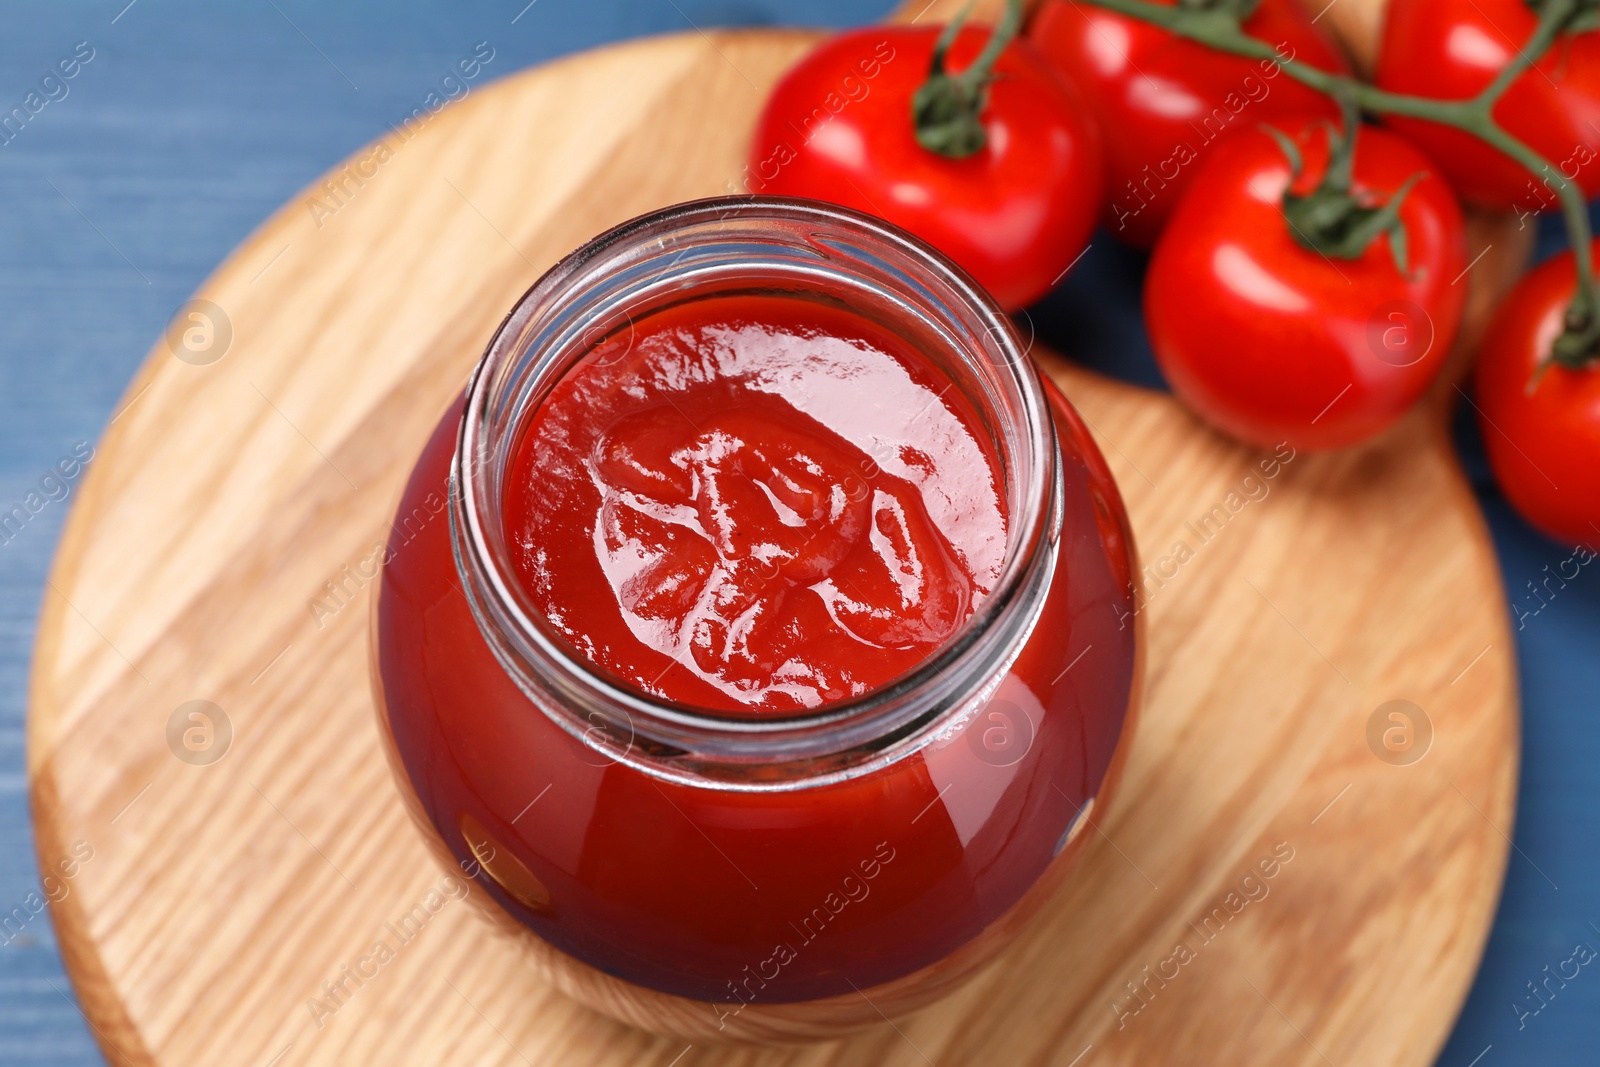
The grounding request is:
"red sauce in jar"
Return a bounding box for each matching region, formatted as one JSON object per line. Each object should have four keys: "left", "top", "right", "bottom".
{"left": 377, "top": 288, "right": 1136, "bottom": 1010}
{"left": 501, "top": 294, "right": 1007, "bottom": 712}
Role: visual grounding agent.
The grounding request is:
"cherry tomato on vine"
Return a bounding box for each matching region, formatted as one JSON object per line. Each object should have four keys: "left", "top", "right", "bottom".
{"left": 746, "top": 24, "right": 1103, "bottom": 311}
{"left": 1028, "top": 0, "right": 1348, "bottom": 248}
{"left": 1145, "top": 118, "right": 1468, "bottom": 451}
{"left": 1475, "top": 242, "right": 1600, "bottom": 551}
{"left": 1375, "top": 0, "right": 1600, "bottom": 213}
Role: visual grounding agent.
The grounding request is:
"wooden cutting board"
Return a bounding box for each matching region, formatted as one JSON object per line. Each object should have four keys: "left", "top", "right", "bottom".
{"left": 29, "top": 3, "right": 1527, "bottom": 1065}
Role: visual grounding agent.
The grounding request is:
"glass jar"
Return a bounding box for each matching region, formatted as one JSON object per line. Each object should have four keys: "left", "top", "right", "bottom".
{"left": 372, "top": 198, "right": 1140, "bottom": 1043}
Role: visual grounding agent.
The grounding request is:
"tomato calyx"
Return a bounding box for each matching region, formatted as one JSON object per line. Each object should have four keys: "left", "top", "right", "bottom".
{"left": 1175, "top": 0, "right": 1262, "bottom": 24}
{"left": 1265, "top": 109, "right": 1423, "bottom": 275}
{"left": 912, "top": 0, "right": 1024, "bottom": 159}
{"left": 1157, "top": 0, "right": 1264, "bottom": 47}
{"left": 1550, "top": 300, "right": 1600, "bottom": 369}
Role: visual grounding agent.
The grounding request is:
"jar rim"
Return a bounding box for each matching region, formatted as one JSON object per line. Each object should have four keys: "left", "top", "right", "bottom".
{"left": 452, "top": 196, "right": 1060, "bottom": 787}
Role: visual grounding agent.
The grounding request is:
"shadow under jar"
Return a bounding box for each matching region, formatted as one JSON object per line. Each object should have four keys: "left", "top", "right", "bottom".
{"left": 372, "top": 198, "right": 1141, "bottom": 1043}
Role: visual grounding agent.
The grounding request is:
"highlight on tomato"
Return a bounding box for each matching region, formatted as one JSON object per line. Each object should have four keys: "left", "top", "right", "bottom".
{"left": 1144, "top": 114, "right": 1467, "bottom": 451}
{"left": 745, "top": 3, "right": 1103, "bottom": 311}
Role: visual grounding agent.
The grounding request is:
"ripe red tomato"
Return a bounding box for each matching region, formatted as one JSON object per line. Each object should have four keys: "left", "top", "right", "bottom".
{"left": 1145, "top": 119, "right": 1467, "bottom": 451}
{"left": 1375, "top": 0, "right": 1600, "bottom": 213}
{"left": 1028, "top": 0, "right": 1348, "bottom": 248}
{"left": 1475, "top": 243, "right": 1600, "bottom": 551}
{"left": 746, "top": 26, "right": 1103, "bottom": 311}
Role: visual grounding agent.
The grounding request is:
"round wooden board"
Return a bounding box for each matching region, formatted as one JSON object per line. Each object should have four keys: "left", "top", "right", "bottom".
{"left": 30, "top": 18, "right": 1526, "bottom": 1067}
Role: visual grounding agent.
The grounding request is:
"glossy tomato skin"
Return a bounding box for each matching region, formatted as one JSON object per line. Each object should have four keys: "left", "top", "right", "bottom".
{"left": 1475, "top": 242, "right": 1600, "bottom": 551}
{"left": 1376, "top": 0, "right": 1600, "bottom": 212}
{"left": 1029, "top": 0, "right": 1348, "bottom": 247}
{"left": 747, "top": 27, "right": 1103, "bottom": 311}
{"left": 1145, "top": 119, "right": 1467, "bottom": 451}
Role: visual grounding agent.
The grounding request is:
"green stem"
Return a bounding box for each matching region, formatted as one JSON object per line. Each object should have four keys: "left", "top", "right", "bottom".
{"left": 1324, "top": 91, "right": 1359, "bottom": 194}
{"left": 1079, "top": 0, "right": 1600, "bottom": 366}
{"left": 912, "top": 0, "right": 1026, "bottom": 158}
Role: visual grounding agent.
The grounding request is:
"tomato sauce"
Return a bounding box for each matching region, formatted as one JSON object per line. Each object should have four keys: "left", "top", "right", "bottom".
{"left": 502, "top": 294, "right": 1006, "bottom": 713}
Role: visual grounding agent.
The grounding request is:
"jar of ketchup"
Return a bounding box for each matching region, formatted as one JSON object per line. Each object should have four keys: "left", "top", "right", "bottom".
{"left": 373, "top": 198, "right": 1140, "bottom": 1043}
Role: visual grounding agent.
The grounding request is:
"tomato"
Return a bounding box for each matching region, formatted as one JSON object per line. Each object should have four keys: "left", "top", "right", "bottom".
{"left": 1475, "top": 242, "right": 1600, "bottom": 551}
{"left": 1145, "top": 118, "right": 1468, "bottom": 451}
{"left": 1028, "top": 0, "right": 1348, "bottom": 248}
{"left": 1375, "top": 0, "right": 1600, "bottom": 213}
{"left": 746, "top": 26, "right": 1103, "bottom": 311}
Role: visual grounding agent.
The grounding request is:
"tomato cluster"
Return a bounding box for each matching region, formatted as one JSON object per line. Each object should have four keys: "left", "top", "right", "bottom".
{"left": 749, "top": 0, "right": 1600, "bottom": 550}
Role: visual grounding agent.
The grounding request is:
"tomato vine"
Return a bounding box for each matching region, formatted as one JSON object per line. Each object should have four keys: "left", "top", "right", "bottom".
{"left": 1078, "top": 0, "right": 1600, "bottom": 367}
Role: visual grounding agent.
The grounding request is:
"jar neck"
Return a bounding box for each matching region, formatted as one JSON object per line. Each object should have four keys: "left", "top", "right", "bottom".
{"left": 450, "top": 197, "right": 1061, "bottom": 790}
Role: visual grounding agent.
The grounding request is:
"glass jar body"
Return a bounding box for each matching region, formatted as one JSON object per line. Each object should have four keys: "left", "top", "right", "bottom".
{"left": 373, "top": 384, "right": 1136, "bottom": 1037}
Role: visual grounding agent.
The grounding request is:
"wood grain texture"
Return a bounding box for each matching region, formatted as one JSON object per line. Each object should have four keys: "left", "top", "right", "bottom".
{"left": 28, "top": 17, "right": 1524, "bottom": 1067}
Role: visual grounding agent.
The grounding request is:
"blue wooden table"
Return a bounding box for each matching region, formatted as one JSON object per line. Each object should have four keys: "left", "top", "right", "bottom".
{"left": 0, "top": 2, "right": 1594, "bottom": 1063}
